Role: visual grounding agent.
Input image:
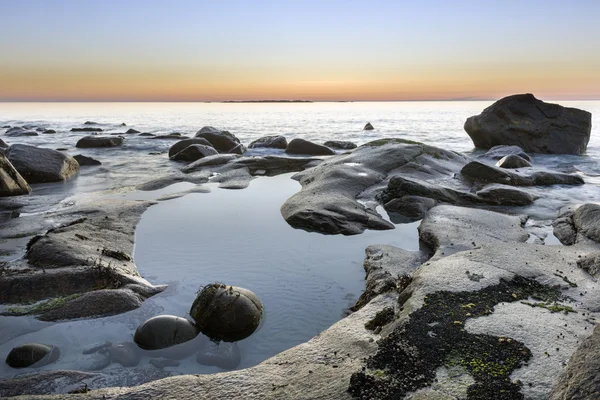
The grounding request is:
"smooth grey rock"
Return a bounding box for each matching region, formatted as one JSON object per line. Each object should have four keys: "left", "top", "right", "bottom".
{"left": 73, "top": 155, "right": 101, "bottom": 166}
{"left": 134, "top": 315, "right": 199, "bottom": 350}
{"left": 384, "top": 195, "right": 437, "bottom": 222}
{"left": 285, "top": 138, "right": 335, "bottom": 156}
{"left": 5, "top": 343, "right": 60, "bottom": 368}
{"left": 323, "top": 140, "right": 357, "bottom": 150}
{"left": 190, "top": 284, "right": 263, "bottom": 342}
{"left": 0, "top": 154, "right": 31, "bottom": 196}
{"left": 475, "top": 184, "right": 536, "bottom": 206}
{"left": 465, "top": 93, "right": 592, "bottom": 154}
{"left": 364, "top": 122, "right": 374, "bottom": 130}
{"left": 461, "top": 161, "right": 584, "bottom": 186}
{"left": 481, "top": 145, "right": 531, "bottom": 162}
{"left": 496, "top": 154, "right": 532, "bottom": 169}
{"left": 71, "top": 127, "right": 103, "bottom": 132}
{"left": 170, "top": 144, "right": 218, "bottom": 162}
{"left": 249, "top": 135, "right": 288, "bottom": 149}
{"left": 5, "top": 144, "right": 79, "bottom": 183}
{"left": 194, "top": 126, "right": 245, "bottom": 153}
{"left": 76, "top": 136, "right": 123, "bottom": 148}
{"left": 168, "top": 138, "right": 213, "bottom": 158}
{"left": 196, "top": 341, "right": 241, "bottom": 370}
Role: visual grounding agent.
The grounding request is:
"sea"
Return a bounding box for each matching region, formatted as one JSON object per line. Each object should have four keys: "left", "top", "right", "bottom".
{"left": 0, "top": 101, "right": 599, "bottom": 390}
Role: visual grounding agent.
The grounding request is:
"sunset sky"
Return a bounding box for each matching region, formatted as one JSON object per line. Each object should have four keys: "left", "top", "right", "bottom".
{"left": 1, "top": 0, "right": 599, "bottom": 101}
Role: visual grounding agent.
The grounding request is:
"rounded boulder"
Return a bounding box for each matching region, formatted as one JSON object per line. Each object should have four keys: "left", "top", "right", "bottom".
{"left": 134, "top": 315, "right": 199, "bottom": 350}
{"left": 6, "top": 343, "right": 60, "bottom": 368}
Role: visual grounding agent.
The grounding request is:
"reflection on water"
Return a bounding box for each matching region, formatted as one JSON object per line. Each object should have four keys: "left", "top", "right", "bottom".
{"left": 0, "top": 174, "right": 422, "bottom": 385}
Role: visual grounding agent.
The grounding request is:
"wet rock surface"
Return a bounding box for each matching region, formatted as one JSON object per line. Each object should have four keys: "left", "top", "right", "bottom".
{"left": 196, "top": 341, "right": 241, "bottom": 370}
{"left": 134, "top": 315, "right": 199, "bottom": 350}
{"left": 249, "top": 135, "right": 288, "bottom": 149}
{"left": 167, "top": 138, "right": 214, "bottom": 158}
{"left": 170, "top": 144, "right": 218, "bottom": 162}
{"left": 480, "top": 145, "right": 532, "bottom": 162}
{"left": 76, "top": 136, "right": 123, "bottom": 148}
{"left": 5, "top": 343, "right": 60, "bottom": 368}
{"left": 465, "top": 93, "right": 592, "bottom": 154}
{"left": 5, "top": 144, "right": 80, "bottom": 183}
{"left": 285, "top": 138, "right": 336, "bottom": 156}
{"left": 496, "top": 154, "right": 532, "bottom": 169}
{"left": 461, "top": 160, "right": 584, "bottom": 186}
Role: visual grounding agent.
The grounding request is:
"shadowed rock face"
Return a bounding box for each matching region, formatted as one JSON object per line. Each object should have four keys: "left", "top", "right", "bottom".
{"left": 464, "top": 94, "right": 592, "bottom": 155}
{"left": 0, "top": 154, "right": 31, "bottom": 196}
{"left": 5, "top": 144, "right": 80, "bottom": 184}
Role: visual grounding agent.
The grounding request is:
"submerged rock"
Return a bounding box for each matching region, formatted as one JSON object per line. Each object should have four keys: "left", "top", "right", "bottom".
{"left": 196, "top": 341, "right": 241, "bottom": 370}
{"left": 285, "top": 138, "right": 335, "bottom": 156}
{"left": 324, "top": 140, "right": 357, "bottom": 150}
{"left": 461, "top": 161, "right": 584, "bottom": 186}
{"left": 5, "top": 144, "right": 79, "bottom": 183}
{"left": 125, "top": 128, "right": 140, "bottom": 134}
{"left": 5, "top": 343, "right": 60, "bottom": 368}
{"left": 170, "top": 144, "right": 218, "bottom": 162}
{"left": 364, "top": 122, "right": 374, "bottom": 130}
{"left": 0, "top": 154, "right": 31, "bottom": 197}
{"left": 194, "top": 126, "right": 245, "bottom": 154}
{"left": 108, "top": 342, "right": 140, "bottom": 367}
{"left": 73, "top": 154, "right": 101, "bottom": 166}
{"left": 71, "top": 127, "right": 103, "bottom": 132}
{"left": 134, "top": 315, "right": 199, "bottom": 350}
{"left": 249, "top": 135, "right": 288, "bottom": 149}
{"left": 496, "top": 154, "right": 532, "bottom": 169}
{"left": 190, "top": 284, "right": 263, "bottom": 342}
{"left": 465, "top": 93, "right": 592, "bottom": 154}
{"left": 168, "top": 138, "right": 213, "bottom": 158}
{"left": 76, "top": 136, "right": 123, "bottom": 148}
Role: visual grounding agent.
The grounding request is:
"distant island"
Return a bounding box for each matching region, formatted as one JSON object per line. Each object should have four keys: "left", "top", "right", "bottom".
{"left": 220, "top": 100, "right": 314, "bottom": 103}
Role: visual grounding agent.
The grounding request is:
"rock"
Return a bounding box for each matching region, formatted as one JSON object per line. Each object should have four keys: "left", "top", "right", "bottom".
{"left": 461, "top": 161, "right": 584, "bottom": 186}
{"left": 151, "top": 134, "right": 190, "bottom": 140}
{"left": 84, "top": 121, "right": 98, "bottom": 125}
{"left": 0, "top": 154, "right": 31, "bottom": 197}
{"left": 576, "top": 253, "right": 600, "bottom": 278}
{"left": 5, "top": 144, "right": 80, "bottom": 183}
{"left": 38, "top": 289, "right": 144, "bottom": 321}
{"left": 382, "top": 176, "right": 481, "bottom": 206}
{"left": 5, "top": 128, "right": 38, "bottom": 137}
{"left": 364, "top": 122, "right": 374, "bottom": 130}
{"left": 71, "top": 127, "right": 103, "bottom": 132}
{"left": 180, "top": 154, "right": 240, "bottom": 173}
{"left": 108, "top": 342, "right": 140, "bottom": 367}
{"left": 285, "top": 138, "right": 336, "bottom": 156}
{"left": 167, "top": 138, "right": 213, "bottom": 158}
{"left": 134, "top": 315, "right": 199, "bottom": 350}
{"left": 125, "top": 128, "right": 140, "bottom": 134}
{"left": 556, "top": 204, "right": 600, "bottom": 245}
{"left": 82, "top": 341, "right": 112, "bottom": 355}
{"left": 233, "top": 156, "right": 320, "bottom": 176}
{"left": 170, "top": 144, "right": 219, "bottom": 162}
{"left": 475, "top": 184, "right": 536, "bottom": 206}
{"left": 0, "top": 139, "right": 7, "bottom": 148}
{"left": 139, "top": 132, "right": 155, "bottom": 137}
{"left": 550, "top": 325, "right": 600, "bottom": 400}
{"left": 553, "top": 209, "right": 577, "bottom": 246}
{"left": 73, "top": 154, "right": 101, "bottom": 166}
{"left": 481, "top": 145, "right": 531, "bottom": 162}
{"left": 249, "top": 135, "right": 288, "bottom": 149}
{"left": 5, "top": 343, "right": 60, "bottom": 368}
{"left": 496, "top": 154, "right": 532, "bottom": 169}
{"left": 190, "top": 284, "right": 263, "bottom": 342}
{"left": 464, "top": 93, "right": 592, "bottom": 154}
{"left": 196, "top": 341, "right": 241, "bottom": 370}
{"left": 150, "top": 358, "right": 180, "bottom": 369}
{"left": 383, "top": 195, "right": 437, "bottom": 222}
{"left": 76, "top": 136, "right": 123, "bottom": 148}
{"left": 43, "top": 129, "right": 56, "bottom": 134}
{"left": 324, "top": 140, "right": 357, "bottom": 150}
{"left": 194, "top": 126, "right": 245, "bottom": 153}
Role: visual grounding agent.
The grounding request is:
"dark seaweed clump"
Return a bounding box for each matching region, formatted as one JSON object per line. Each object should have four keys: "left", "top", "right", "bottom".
{"left": 349, "top": 276, "right": 568, "bottom": 399}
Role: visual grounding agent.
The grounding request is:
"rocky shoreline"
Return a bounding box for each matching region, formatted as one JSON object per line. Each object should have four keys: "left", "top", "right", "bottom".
{"left": 1, "top": 95, "right": 599, "bottom": 399}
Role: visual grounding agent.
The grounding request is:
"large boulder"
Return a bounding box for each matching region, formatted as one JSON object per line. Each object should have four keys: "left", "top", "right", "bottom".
{"left": 194, "top": 126, "right": 245, "bottom": 154}
{"left": 170, "top": 145, "right": 218, "bottom": 162}
{"left": 0, "top": 154, "right": 31, "bottom": 196}
{"left": 5, "top": 144, "right": 80, "bottom": 183}
{"left": 134, "top": 315, "right": 199, "bottom": 350}
{"left": 285, "top": 138, "right": 336, "bottom": 156}
{"left": 249, "top": 135, "right": 288, "bottom": 149}
{"left": 5, "top": 343, "right": 60, "bottom": 368}
{"left": 190, "top": 284, "right": 263, "bottom": 342}
{"left": 76, "top": 136, "right": 123, "bottom": 148}
{"left": 168, "top": 138, "right": 213, "bottom": 158}
{"left": 496, "top": 154, "right": 532, "bottom": 169}
{"left": 464, "top": 94, "right": 592, "bottom": 154}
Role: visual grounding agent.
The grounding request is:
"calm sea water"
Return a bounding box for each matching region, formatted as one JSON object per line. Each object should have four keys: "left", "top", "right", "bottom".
{"left": 0, "top": 101, "right": 599, "bottom": 389}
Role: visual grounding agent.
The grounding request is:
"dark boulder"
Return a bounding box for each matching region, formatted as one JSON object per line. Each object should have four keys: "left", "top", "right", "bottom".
{"left": 170, "top": 144, "right": 218, "bottom": 162}
{"left": 181, "top": 154, "right": 239, "bottom": 173}
{"left": 496, "top": 154, "right": 532, "bottom": 169}
{"left": 475, "top": 184, "right": 536, "bottom": 206}
{"left": 139, "top": 133, "right": 155, "bottom": 137}
{"left": 71, "top": 127, "right": 103, "bottom": 132}
{"left": 285, "top": 138, "right": 335, "bottom": 156}
{"left": 481, "top": 145, "right": 531, "bottom": 161}
{"left": 5, "top": 343, "right": 60, "bottom": 368}
{"left": 0, "top": 155, "right": 31, "bottom": 196}
{"left": 196, "top": 341, "right": 241, "bottom": 370}
{"left": 5, "top": 144, "right": 79, "bottom": 183}
{"left": 464, "top": 93, "right": 592, "bottom": 154}
{"left": 190, "top": 284, "right": 263, "bottom": 342}
{"left": 364, "top": 122, "right": 374, "bottom": 130}
{"left": 248, "top": 135, "right": 288, "bottom": 149}
{"left": 168, "top": 138, "right": 213, "bottom": 158}
{"left": 384, "top": 195, "right": 437, "bottom": 222}
{"left": 324, "top": 140, "right": 357, "bottom": 150}
{"left": 125, "top": 129, "right": 140, "bottom": 134}
{"left": 42, "top": 129, "right": 56, "bottom": 134}
{"left": 461, "top": 161, "right": 584, "bottom": 186}
{"left": 76, "top": 136, "right": 123, "bottom": 148}
{"left": 73, "top": 154, "right": 101, "bottom": 166}
{"left": 195, "top": 126, "right": 245, "bottom": 153}
{"left": 84, "top": 121, "right": 98, "bottom": 125}
{"left": 134, "top": 315, "right": 199, "bottom": 350}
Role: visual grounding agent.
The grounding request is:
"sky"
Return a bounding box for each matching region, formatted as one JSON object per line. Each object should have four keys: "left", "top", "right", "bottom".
{"left": 1, "top": 0, "right": 599, "bottom": 101}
